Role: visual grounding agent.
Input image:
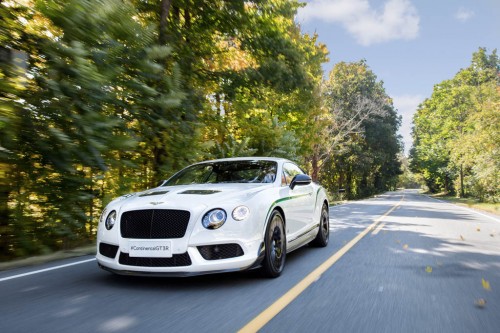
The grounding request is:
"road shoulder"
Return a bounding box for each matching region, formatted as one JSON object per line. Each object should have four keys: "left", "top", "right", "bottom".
{"left": 0, "top": 244, "right": 96, "bottom": 272}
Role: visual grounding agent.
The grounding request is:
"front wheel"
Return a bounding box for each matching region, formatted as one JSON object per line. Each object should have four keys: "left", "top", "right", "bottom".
{"left": 311, "top": 203, "right": 329, "bottom": 247}
{"left": 261, "top": 210, "right": 286, "bottom": 278}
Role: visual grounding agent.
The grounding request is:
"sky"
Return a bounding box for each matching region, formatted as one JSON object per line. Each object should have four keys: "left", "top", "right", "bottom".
{"left": 296, "top": 0, "right": 500, "bottom": 155}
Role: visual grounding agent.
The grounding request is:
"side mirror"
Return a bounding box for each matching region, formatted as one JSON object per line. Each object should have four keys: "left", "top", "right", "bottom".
{"left": 290, "top": 174, "right": 312, "bottom": 190}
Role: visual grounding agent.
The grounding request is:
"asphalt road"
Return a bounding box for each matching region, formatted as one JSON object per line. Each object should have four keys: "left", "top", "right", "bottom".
{"left": 1, "top": 190, "right": 499, "bottom": 333}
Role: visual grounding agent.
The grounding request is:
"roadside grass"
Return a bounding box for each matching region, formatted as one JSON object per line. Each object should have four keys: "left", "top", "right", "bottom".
{"left": 0, "top": 244, "right": 96, "bottom": 272}
{"left": 431, "top": 193, "right": 500, "bottom": 216}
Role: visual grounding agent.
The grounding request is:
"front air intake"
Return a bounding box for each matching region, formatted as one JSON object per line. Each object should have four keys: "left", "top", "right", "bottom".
{"left": 119, "top": 252, "right": 192, "bottom": 267}
{"left": 99, "top": 242, "right": 119, "bottom": 259}
{"left": 198, "top": 244, "right": 244, "bottom": 260}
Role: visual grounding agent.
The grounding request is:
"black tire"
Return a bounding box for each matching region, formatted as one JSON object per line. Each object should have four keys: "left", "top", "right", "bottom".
{"left": 261, "top": 210, "right": 286, "bottom": 278}
{"left": 311, "top": 203, "right": 329, "bottom": 247}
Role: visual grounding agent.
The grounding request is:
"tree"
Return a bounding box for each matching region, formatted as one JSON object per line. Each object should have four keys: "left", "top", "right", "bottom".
{"left": 0, "top": 0, "right": 186, "bottom": 258}
{"left": 0, "top": 1, "right": 41, "bottom": 258}
{"left": 450, "top": 81, "right": 499, "bottom": 201}
{"left": 411, "top": 48, "right": 499, "bottom": 201}
{"left": 317, "top": 61, "right": 402, "bottom": 198}
{"left": 1, "top": 0, "right": 408, "bottom": 260}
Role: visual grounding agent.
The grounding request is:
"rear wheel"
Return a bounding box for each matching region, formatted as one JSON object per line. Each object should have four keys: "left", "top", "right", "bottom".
{"left": 261, "top": 210, "right": 286, "bottom": 278}
{"left": 311, "top": 203, "right": 329, "bottom": 247}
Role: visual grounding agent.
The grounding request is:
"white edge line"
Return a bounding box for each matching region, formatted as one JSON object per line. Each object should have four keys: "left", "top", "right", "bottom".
{"left": 0, "top": 258, "right": 96, "bottom": 282}
{"left": 428, "top": 196, "right": 500, "bottom": 223}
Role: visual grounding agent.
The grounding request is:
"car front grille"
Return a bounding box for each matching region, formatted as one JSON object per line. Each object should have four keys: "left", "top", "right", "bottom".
{"left": 198, "top": 244, "right": 244, "bottom": 260}
{"left": 120, "top": 209, "right": 190, "bottom": 239}
{"left": 119, "top": 252, "right": 192, "bottom": 267}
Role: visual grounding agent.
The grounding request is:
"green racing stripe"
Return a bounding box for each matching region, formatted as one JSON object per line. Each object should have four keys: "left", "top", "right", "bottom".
{"left": 264, "top": 193, "right": 311, "bottom": 222}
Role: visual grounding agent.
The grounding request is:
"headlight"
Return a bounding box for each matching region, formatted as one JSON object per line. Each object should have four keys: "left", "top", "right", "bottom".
{"left": 105, "top": 210, "right": 117, "bottom": 230}
{"left": 202, "top": 209, "right": 227, "bottom": 229}
{"left": 232, "top": 205, "right": 250, "bottom": 221}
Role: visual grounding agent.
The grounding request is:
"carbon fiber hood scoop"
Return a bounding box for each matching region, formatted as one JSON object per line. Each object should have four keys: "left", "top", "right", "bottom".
{"left": 179, "top": 190, "right": 221, "bottom": 195}
{"left": 138, "top": 190, "right": 170, "bottom": 197}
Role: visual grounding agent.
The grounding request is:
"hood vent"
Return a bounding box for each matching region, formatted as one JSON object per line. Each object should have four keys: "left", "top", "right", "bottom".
{"left": 179, "top": 190, "right": 221, "bottom": 195}
{"left": 138, "top": 190, "right": 169, "bottom": 197}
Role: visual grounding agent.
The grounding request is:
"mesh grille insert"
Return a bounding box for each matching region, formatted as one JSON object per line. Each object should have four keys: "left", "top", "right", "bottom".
{"left": 99, "top": 242, "right": 119, "bottom": 259}
{"left": 119, "top": 252, "right": 192, "bottom": 267}
{"left": 198, "top": 244, "right": 244, "bottom": 260}
{"left": 120, "top": 209, "right": 190, "bottom": 239}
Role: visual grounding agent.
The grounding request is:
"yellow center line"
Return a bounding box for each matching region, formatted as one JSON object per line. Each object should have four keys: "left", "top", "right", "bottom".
{"left": 371, "top": 222, "right": 386, "bottom": 235}
{"left": 238, "top": 193, "right": 405, "bottom": 333}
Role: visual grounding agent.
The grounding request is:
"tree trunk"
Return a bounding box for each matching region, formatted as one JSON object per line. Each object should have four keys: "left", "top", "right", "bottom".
{"left": 346, "top": 169, "right": 352, "bottom": 199}
{"left": 159, "top": 0, "right": 172, "bottom": 45}
{"left": 311, "top": 149, "right": 319, "bottom": 182}
{"left": 338, "top": 172, "right": 344, "bottom": 189}
{"left": 460, "top": 164, "right": 465, "bottom": 198}
{"left": 88, "top": 168, "right": 94, "bottom": 241}
{"left": 152, "top": 146, "right": 166, "bottom": 188}
{"left": 215, "top": 92, "right": 222, "bottom": 116}
{"left": 184, "top": 7, "right": 191, "bottom": 40}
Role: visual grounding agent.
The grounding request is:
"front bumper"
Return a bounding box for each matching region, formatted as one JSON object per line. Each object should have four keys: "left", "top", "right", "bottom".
{"left": 96, "top": 238, "right": 264, "bottom": 276}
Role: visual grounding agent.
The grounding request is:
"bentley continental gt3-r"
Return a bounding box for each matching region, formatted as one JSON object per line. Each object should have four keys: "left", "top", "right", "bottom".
{"left": 96, "top": 157, "right": 329, "bottom": 278}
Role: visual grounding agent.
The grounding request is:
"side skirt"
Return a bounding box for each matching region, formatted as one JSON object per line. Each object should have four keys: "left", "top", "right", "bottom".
{"left": 286, "top": 224, "right": 319, "bottom": 253}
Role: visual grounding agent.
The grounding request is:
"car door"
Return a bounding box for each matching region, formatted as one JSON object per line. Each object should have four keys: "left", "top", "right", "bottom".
{"left": 280, "top": 163, "right": 314, "bottom": 245}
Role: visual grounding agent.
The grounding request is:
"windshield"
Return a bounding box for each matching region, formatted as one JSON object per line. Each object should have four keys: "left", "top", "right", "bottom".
{"left": 164, "top": 160, "right": 278, "bottom": 186}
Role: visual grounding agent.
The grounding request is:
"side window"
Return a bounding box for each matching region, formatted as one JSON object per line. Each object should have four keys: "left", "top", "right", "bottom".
{"left": 282, "top": 163, "right": 304, "bottom": 186}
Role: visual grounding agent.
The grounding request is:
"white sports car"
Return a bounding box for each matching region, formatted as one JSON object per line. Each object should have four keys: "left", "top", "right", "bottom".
{"left": 96, "top": 157, "right": 329, "bottom": 278}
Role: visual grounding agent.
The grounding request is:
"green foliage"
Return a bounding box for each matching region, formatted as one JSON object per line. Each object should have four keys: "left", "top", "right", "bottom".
{"left": 212, "top": 134, "right": 257, "bottom": 159}
{"left": 411, "top": 48, "right": 499, "bottom": 202}
{"left": 1, "top": 1, "right": 40, "bottom": 258}
{"left": 397, "top": 155, "right": 424, "bottom": 189}
{"left": 1, "top": 0, "right": 404, "bottom": 260}
{"left": 318, "top": 61, "right": 402, "bottom": 199}
{"left": 1, "top": 0, "right": 187, "bottom": 259}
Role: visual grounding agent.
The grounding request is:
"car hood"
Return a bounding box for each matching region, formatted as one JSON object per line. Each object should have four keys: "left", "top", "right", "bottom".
{"left": 108, "top": 183, "right": 272, "bottom": 212}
